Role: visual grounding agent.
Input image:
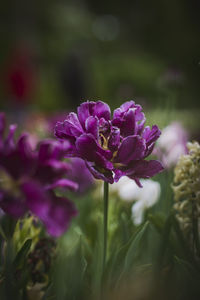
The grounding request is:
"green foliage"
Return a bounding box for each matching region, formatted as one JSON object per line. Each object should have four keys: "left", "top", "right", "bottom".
{"left": 13, "top": 239, "right": 32, "bottom": 270}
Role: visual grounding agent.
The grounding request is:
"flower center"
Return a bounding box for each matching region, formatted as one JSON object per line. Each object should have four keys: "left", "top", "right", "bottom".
{"left": 98, "top": 134, "right": 125, "bottom": 169}
{"left": 99, "top": 133, "right": 108, "bottom": 150}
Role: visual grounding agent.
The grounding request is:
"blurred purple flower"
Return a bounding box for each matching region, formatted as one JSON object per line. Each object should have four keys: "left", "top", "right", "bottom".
{"left": 68, "top": 158, "right": 94, "bottom": 194}
{"left": 154, "top": 122, "right": 188, "bottom": 168}
{"left": 0, "top": 112, "right": 78, "bottom": 237}
{"left": 55, "top": 101, "right": 163, "bottom": 186}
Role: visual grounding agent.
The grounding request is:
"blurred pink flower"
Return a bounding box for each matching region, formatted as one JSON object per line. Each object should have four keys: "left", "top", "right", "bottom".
{"left": 154, "top": 122, "right": 188, "bottom": 168}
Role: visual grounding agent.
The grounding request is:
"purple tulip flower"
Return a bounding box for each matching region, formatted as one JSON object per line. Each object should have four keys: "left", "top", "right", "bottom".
{"left": 0, "top": 113, "right": 78, "bottom": 237}
{"left": 55, "top": 101, "right": 164, "bottom": 186}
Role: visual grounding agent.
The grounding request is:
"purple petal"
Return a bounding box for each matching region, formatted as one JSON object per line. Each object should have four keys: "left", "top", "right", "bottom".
{"left": 127, "top": 160, "right": 164, "bottom": 179}
{"left": 55, "top": 122, "right": 77, "bottom": 145}
{"left": 120, "top": 109, "right": 136, "bottom": 137}
{"left": 115, "top": 135, "right": 145, "bottom": 164}
{"left": 0, "top": 191, "right": 26, "bottom": 218}
{"left": 35, "top": 159, "right": 70, "bottom": 184}
{"left": 22, "top": 181, "right": 77, "bottom": 237}
{"left": 134, "top": 104, "right": 145, "bottom": 121}
{"left": 134, "top": 178, "right": 143, "bottom": 187}
{"left": 45, "top": 178, "right": 78, "bottom": 191}
{"left": 63, "top": 143, "right": 80, "bottom": 157}
{"left": 54, "top": 121, "right": 70, "bottom": 139}
{"left": 77, "top": 101, "right": 111, "bottom": 130}
{"left": 93, "top": 101, "right": 111, "bottom": 120}
{"left": 76, "top": 133, "right": 112, "bottom": 161}
{"left": 111, "top": 117, "right": 123, "bottom": 130}
{"left": 76, "top": 133, "right": 98, "bottom": 161}
{"left": 0, "top": 134, "right": 36, "bottom": 179}
{"left": 143, "top": 125, "right": 161, "bottom": 156}
{"left": 22, "top": 181, "right": 51, "bottom": 219}
{"left": 16, "top": 134, "right": 37, "bottom": 175}
{"left": 43, "top": 196, "right": 77, "bottom": 237}
{"left": 112, "top": 101, "right": 145, "bottom": 137}
{"left": 86, "top": 162, "right": 114, "bottom": 183}
{"left": 144, "top": 143, "right": 156, "bottom": 157}
{"left": 64, "top": 113, "right": 83, "bottom": 137}
{"left": 43, "top": 159, "right": 70, "bottom": 171}
{"left": 38, "top": 140, "right": 61, "bottom": 161}
{"left": 113, "top": 169, "right": 125, "bottom": 182}
{"left": 85, "top": 116, "right": 99, "bottom": 139}
{"left": 67, "top": 158, "right": 94, "bottom": 194}
{"left": 97, "top": 144, "right": 113, "bottom": 160}
{"left": 99, "top": 118, "right": 109, "bottom": 128}
{"left": 39, "top": 140, "right": 74, "bottom": 162}
{"left": 38, "top": 141, "right": 54, "bottom": 162}
{"left": 113, "top": 101, "right": 135, "bottom": 119}
{"left": 108, "top": 127, "right": 120, "bottom": 151}
{"left": 136, "top": 117, "right": 146, "bottom": 135}
{"left": 77, "top": 101, "right": 95, "bottom": 129}
{"left": 95, "top": 152, "right": 113, "bottom": 170}
{"left": 4, "top": 124, "right": 17, "bottom": 153}
{"left": 143, "top": 125, "right": 161, "bottom": 146}
{"left": 54, "top": 135, "right": 79, "bottom": 158}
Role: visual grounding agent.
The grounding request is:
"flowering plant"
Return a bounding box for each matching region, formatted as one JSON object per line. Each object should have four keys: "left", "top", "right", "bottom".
{"left": 55, "top": 100, "right": 163, "bottom": 185}
{"left": 55, "top": 100, "right": 164, "bottom": 277}
{"left": 173, "top": 141, "right": 200, "bottom": 245}
{"left": 0, "top": 113, "right": 77, "bottom": 237}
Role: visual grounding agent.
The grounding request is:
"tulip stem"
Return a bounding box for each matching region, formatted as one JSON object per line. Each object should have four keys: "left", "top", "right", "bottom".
{"left": 103, "top": 181, "right": 109, "bottom": 274}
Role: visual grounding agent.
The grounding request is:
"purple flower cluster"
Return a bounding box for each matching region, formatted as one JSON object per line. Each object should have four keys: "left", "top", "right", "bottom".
{"left": 0, "top": 113, "right": 78, "bottom": 237}
{"left": 55, "top": 101, "right": 163, "bottom": 185}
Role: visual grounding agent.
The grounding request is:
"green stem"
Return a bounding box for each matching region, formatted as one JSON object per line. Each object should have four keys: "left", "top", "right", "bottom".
{"left": 103, "top": 181, "right": 109, "bottom": 273}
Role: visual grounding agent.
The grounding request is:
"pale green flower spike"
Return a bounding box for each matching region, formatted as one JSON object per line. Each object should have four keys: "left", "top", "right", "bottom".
{"left": 173, "top": 141, "right": 200, "bottom": 242}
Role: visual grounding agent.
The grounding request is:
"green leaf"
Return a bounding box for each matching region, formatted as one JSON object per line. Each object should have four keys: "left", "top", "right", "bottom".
{"left": 124, "top": 221, "right": 149, "bottom": 272}
{"left": 155, "top": 214, "right": 173, "bottom": 268}
{"left": 0, "top": 224, "right": 7, "bottom": 241}
{"left": 171, "top": 215, "right": 195, "bottom": 263}
{"left": 75, "top": 235, "right": 88, "bottom": 280}
{"left": 47, "top": 230, "right": 88, "bottom": 300}
{"left": 13, "top": 239, "right": 32, "bottom": 269}
{"left": 1, "top": 216, "right": 17, "bottom": 238}
{"left": 173, "top": 256, "right": 200, "bottom": 283}
{"left": 41, "top": 284, "right": 54, "bottom": 300}
{"left": 147, "top": 213, "right": 165, "bottom": 234}
{"left": 107, "top": 222, "right": 149, "bottom": 287}
{"left": 90, "top": 216, "right": 103, "bottom": 297}
{"left": 15, "top": 269, "right": 30, "bottom": 289}
{"left": 63, "top": 235, "right": 87, "bottom": 299}
{"left": 174, "top": 256, "right": 196, "bottom": 274}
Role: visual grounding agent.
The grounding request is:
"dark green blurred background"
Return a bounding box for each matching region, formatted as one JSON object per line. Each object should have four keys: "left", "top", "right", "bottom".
{"left": 0, "top": 0, "right": 199, "bottom": 112}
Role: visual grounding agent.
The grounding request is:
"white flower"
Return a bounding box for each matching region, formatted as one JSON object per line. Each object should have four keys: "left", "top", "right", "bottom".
{"left": 110, "top": 177, "right": 161, "bottom": 225}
